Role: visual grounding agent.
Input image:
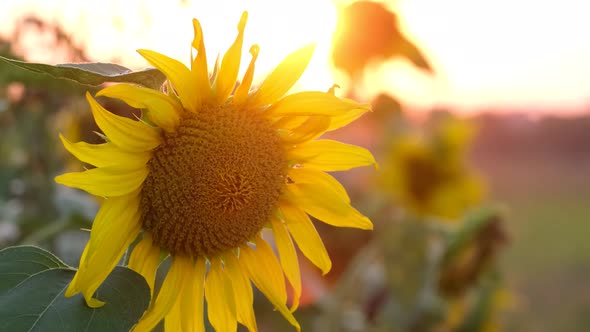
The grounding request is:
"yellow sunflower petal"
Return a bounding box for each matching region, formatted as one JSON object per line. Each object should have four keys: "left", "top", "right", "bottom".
{"left": 266, "top": 91, "right": 370, "bottom": 118}
{"left": 54, "top": 165, "right": 148, "bottom": 197}
{"left": 225, "top": 253, "right": 258, "bottom": 332}
{"left": 59, "top": 134, "right": 150, "bottom": 168}
{"left": 272, "top": 97, "right": 368, "bottom": 133}
{"left": 288, "top": 167, "right": 349, "bottom": 203}
{"left": 278, "top": 116, "right": 330, "bottom": 145}
{"left": 137, "top": 49, "right": 198, "bottom": 112}
{"left": 191, "top": 18, "right": 212, "bottom": 103}
{"left": 278, "top": 202, "right": 331, "bottom": 275}
{"left": 164, "top": 296, "right": 182, "bottom": 332}
{"left": 80, "top": 212, "right": 141, "bottom": 305}
{"left": 213, "top": 11, "right": 247, "bottom": 104}
{"left": 249, "top": 44, "right": 316, "bottom": 107}
{"left": 66, "top": 195, "right": 142, "bottom": 307}
{"left": 205, "top": 258, "right": 237, "bottom": 332}
{"left": 240, "top": 238, "right": 301, "bottom": 331}
{"left": 133, "top": 255, "right": 192, "bottom": 332}
{"left": 96, "top": 84, "right": 181, "bottom": 132}
{"left": 86, "top": 92, "right": 161, "bottom": 152}
{"left": 234, "top": 44, "right": 260, "bottom": 106}
{"left": 128, "top": 233, "right": 161, "bottom": 296}
{"left": 288, "top": 139, "right": 376, "bottom": 172}
{"left": 270, "top": 217, "right": 302, "bottom": 310}
{"left": 165, "top": 258, "right": 203, "bottom": 332}
{"left": 64, "top": 242, "right": 88, "bottom": 299}
{"left": 285, "top": 182, "right": 373, "bottom": 230}
{"left": 272, "top": 115, "right": 308, "bottom": 131}
{"left": 327, "top": 107, "right": 370, "bottom": 131}
{"left": 183, "top": 256, "right": 207, "bottom": 332}
{"left": 210, "top": 53, "right": 221, "bottom": 84}
{"left": 85, "top": 193, "right": 140, "bottom": 258}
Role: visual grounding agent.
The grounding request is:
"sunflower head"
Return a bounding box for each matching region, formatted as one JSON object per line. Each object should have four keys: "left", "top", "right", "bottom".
{"left": 56, "top": 11, "right": 375, "bottom": 332}
{"left": 140, "top": 101, "right": 287, "bottom": 257}
{"left": 380, "top": 118, "right": 484, "bottom": 220}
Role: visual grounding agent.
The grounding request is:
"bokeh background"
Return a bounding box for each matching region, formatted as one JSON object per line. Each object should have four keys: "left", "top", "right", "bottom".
{"left": 1, "top": 0, "right": 589, "bottom": 331}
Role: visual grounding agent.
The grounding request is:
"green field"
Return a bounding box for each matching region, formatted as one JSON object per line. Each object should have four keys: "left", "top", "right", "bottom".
{"left": 481, "top": 159, "right": 590, "bottom": 331}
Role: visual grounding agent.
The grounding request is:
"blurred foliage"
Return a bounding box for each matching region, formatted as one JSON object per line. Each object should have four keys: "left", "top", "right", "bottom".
{"left": 303, "top": 91, "right": 510, "bottom": 331}
{"left": 0, "top": 18, "right": 96, "bottom": 257}
{"left": 0, "top": 16, "right": 167, "bottom": 258}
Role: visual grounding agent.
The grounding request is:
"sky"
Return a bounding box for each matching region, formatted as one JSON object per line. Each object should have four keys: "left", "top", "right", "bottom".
{"left": 1, "top": 0, "right": 589, "bottom": 115}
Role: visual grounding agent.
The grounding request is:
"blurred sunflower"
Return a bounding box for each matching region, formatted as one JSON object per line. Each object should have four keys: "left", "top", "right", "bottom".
{"left": 55, "top": 11, "right": 375, "bottom": 332}
{"left": 379, "top": 118, "right": 484, "bottom": 220}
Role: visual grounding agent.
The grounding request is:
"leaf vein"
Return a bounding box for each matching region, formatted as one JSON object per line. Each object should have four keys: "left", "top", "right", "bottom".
{"left": 26, "top": 281, "right": 69, "bottom": 332}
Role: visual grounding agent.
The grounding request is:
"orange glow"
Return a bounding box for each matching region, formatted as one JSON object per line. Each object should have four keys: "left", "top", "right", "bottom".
{"left": 2, "top": 0, "right": 590, "bottom": 113}
{"left": 389, "top": 0, "right": 590, "bottom": 112}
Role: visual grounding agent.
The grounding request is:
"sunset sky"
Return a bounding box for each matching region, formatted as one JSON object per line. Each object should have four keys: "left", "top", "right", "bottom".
{"left": 1, "top": 0, "right": 589, "bottom": 115}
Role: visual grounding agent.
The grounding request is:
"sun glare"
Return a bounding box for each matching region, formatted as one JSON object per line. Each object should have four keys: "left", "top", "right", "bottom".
{"left": 183, "top": 0, "right": 340, "bottom": 93}
{"left": 1, "top": 0, "right": 340, "bottom": 94}
{"left": 246, "top": 0, "right": 340, "bottom": 92}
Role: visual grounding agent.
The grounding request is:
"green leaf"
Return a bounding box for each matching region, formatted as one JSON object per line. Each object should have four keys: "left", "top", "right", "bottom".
{"left": 0, "top": 246, "right": 150, "bottom": 332}
{"left": 0, "top": 56, "right": 166, "bottom": 90}
{"left": 0, "top": 245, "right": 69, "bottom": 293}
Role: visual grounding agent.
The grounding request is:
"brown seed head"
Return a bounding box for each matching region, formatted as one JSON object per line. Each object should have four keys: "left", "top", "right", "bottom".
{"left": 140, "top": 104, "right": 286, "bottom": 257}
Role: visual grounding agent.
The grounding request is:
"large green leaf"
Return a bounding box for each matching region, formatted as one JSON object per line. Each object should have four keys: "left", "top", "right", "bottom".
{"left": 0, "top": 246, "right": 151, "bottom": 332}
{"left": 0, "top": 56, "right": 166, "bottom": 89}
{"left": 0, "top": 245, "right": 69, "bottom": 292}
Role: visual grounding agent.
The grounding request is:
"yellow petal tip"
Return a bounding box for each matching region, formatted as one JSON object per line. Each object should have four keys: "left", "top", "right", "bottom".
{"left": 238, "top": 11, "right": 248, "bottom": 30}
{"left": 83, "top": 91, "right": 95, "bottom": 105}
{"left": 136, "top": 49, "right": 158, "bottom": 61}
{"left": 94, "top": 89, "right": 108, "bottom": 98}
{"left": 86, "top": 297, "right": 106, "bottom": 308}
{"left": 361, "top": 217, "right": 374, "bottom": 230}
{"left": 54, "top": 174, "right": 66, "bottom": 185}
{"left": 64, "top": 284, "right": 78, "bottom": 298}
{"left": 57, "top": 133, "right": 70, "bottom": 148}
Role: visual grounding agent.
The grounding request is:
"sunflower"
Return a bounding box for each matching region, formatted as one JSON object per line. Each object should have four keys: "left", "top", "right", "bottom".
{"left": 56, "top": 11, "right": 375, "bottom": 332}
{"left": 379, "top": 117, "right": 484, "bottom": 220}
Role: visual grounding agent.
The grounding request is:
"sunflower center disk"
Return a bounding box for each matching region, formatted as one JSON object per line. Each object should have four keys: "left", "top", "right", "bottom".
{"left": 140, "top": 104, "right": 286, "bottom": 257}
